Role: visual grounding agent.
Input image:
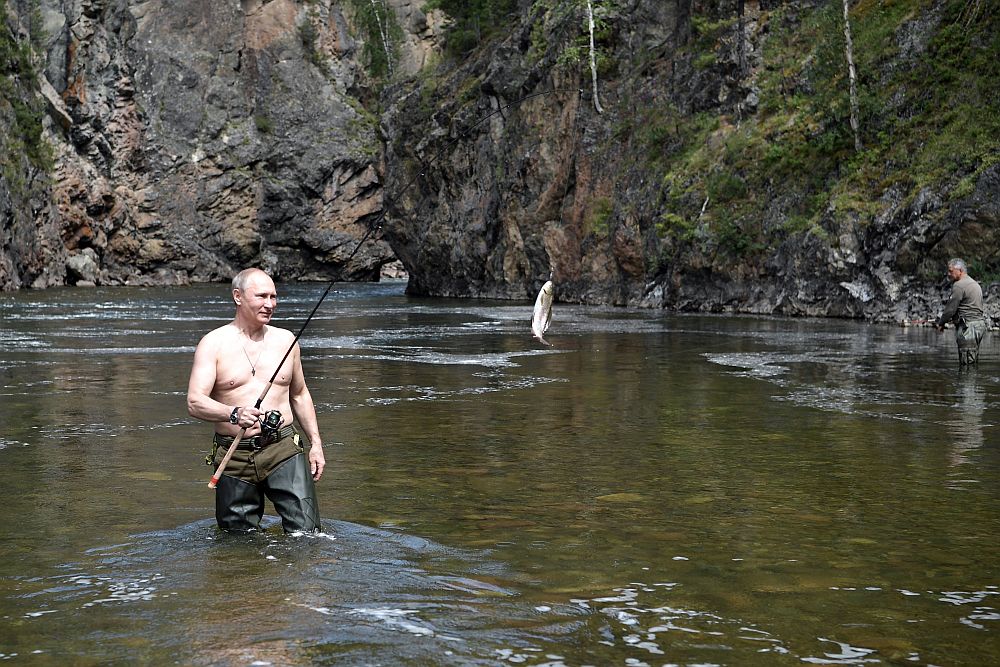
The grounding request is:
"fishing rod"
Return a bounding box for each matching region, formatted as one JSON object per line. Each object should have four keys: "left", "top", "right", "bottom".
{"left": 209, "top": 86, "right": 583, "bottom": 488}
{"left": 209, "top": 217, "right": 385, "bottom": 488}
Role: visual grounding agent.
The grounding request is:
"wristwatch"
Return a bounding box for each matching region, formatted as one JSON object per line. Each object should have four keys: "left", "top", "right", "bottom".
{"left": 229, "top": 407, "right": 240, "bottom": 424}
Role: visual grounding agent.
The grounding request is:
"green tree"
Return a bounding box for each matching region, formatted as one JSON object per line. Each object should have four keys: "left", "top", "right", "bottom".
{"left": 585, "top": 0, "right": 603, "bottom": 113}
{"left": 841, "top": 0, "right": 861, "bottom": 151}
{"left": 422, "top": 0, "right": 519, "bottom": 55}
{"left": 347, "top": 0, "right": 403, "bottom": 78}
{"left": 0, "top": 0, "right": 53, "bottom": 175}
{"left": 550, "top": 0, "right": 616, "bottom": 85}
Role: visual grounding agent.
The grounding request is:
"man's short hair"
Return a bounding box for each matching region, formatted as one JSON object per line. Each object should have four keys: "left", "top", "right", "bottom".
{"left": 232, "top": 268, "right": 263, "bottom": 292}
{"left": 948, "top": 258, "right": 967, "bottom": 272}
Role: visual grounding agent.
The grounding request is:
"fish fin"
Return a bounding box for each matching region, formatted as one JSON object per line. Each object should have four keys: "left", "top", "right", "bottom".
{"left": 533, "top": 332, "right": 553, "bottom": 346}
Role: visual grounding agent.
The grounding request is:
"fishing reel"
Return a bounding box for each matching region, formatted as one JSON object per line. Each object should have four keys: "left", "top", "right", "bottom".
{"left": 260, "top": 409, "right": 283, "bottom": 439}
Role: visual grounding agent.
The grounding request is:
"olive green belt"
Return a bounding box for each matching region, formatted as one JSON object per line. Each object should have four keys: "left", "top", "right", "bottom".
{"left": 213, "top": 425, "right": 297, "bottom": 451}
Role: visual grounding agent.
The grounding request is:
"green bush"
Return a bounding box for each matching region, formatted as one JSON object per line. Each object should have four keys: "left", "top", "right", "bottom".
{"left": 656, "top": 212, "right": 695, "bottom": 242}
{"left": 706, "top": 171, "right": 746, "bottom": 203}
{"left": 0, "top": 0, "right": 53, "bottom": 175}
{"left": 423, "top": 0, "right": 519, "bottom": 56}
{"left": 715, "top": 217, "right": 756, "bottom": 257}
{"left": 298, "top": 14, "right": 328, "bottom": 72}
{"left": 585, "top": 196, "right": 613, "bottom": 237}
{"left": 254, "top": 115, "right": 274, "bottom": 134}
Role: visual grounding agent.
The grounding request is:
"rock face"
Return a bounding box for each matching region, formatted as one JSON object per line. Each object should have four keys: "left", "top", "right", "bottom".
{"left": 3, "top": 0, "right": 998, "bottom": 326}
{"left": 378, "top": 0, "right": 1000, "bottom": 323}
{"left": 2, "top": 0, "right": 395, "bottom": 289}
{"left": 389, "top": 0, "right": 446, "bottom": 75}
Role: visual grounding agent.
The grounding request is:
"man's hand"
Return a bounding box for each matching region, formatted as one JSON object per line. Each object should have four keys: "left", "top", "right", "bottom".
{"left": 309, "top": 444, "right": 326, "bottom": 481}
{"left": 234, "top": 406, "right": 262, "bottom": 428}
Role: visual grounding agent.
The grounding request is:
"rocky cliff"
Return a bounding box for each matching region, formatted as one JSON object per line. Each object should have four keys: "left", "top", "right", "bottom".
{"left": 2, "top": 0, "right": 998, "bottom": 325}
{"left": 379, "top": 0, "right": 1000, "bottom": 322}
{"left": 2, "top": 0, "right": 398, "bottom": 289}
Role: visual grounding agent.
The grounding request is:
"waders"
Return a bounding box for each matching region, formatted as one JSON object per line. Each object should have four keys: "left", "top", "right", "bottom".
{"left": 956, "top": 318, "right": 987, "bottom": 366}
{"left": 211, "top": 429, "right": 320, "bottom": 532}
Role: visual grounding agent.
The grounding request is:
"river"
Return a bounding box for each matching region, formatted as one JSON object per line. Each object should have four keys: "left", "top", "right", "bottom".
{"left": 1, "top": 281, "right": 998, "bottom": 666}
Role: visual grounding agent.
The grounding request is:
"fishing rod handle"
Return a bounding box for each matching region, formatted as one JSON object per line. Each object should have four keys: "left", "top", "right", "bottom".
{"left": 207, "top": 386, "right": 271, "bottom": 489}
{"left": 207, "top": 425, "right": 247, "bottom": 488}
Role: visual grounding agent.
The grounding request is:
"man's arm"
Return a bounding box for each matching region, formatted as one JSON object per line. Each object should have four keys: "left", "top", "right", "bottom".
{"left": 187, "top": 333, "right": 234, "bottom": 423}
{"left": 288, "top": 343, "right": 326, "bottom": 480}
{"left": 936, "top": 283, "right": 963, "bottom": 329}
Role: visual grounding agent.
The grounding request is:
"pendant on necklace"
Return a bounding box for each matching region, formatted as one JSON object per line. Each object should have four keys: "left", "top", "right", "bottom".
{"left": 241, "top": 329, "right": 264, "bottom": 378}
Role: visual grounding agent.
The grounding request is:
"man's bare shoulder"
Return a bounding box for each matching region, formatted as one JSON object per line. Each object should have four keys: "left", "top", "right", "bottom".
{"left": 265, "top": 325, "right": 296, "bottom": 345}
{"left": 197, "top": 323, "right": 237, "bottom": 347}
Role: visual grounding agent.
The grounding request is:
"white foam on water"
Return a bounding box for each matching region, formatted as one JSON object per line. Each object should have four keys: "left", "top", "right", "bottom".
{"left": 288, "top": 530, "right": 337, "bottom": 542}
{"left": 0, "top": 331, "right": 49, "bottom": 347}
{"left": 801, "top": 638, "right": 878, "bottom": 664}
{"left": 0, "top": 439, "right": 30, "bottom": 450}
{"left": 41, "top": 346, "right": 195, "bottom": 355}
{"left": 364, "top": 375, "right": 565, "bottom": 407}
{"left": 67, "top": 572, "right": 166, "bottom": 608}
{"left": 704, "top": 352, "right": 791, "bottom": 378}
{"left": 347, "top": 607, "right": 437, "bottom": 637}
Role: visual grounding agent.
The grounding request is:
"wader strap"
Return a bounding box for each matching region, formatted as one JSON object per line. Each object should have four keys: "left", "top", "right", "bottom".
{"left": 212, "top": 425, "right": 297, "bottom": 451}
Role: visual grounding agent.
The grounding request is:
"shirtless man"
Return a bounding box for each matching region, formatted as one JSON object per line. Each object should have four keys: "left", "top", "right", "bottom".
{"left": 187, "top": 268, "right": 325, "bottom": 532}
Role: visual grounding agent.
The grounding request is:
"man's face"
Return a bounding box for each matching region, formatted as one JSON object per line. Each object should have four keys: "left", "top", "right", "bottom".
{"left": 236, "top": 273, "right": 277, "bottom": 323}
{"left": 947, "top": 265, "right": 963, "bottom": 282}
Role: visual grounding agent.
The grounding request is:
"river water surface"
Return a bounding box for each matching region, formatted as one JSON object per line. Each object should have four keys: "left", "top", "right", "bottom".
{"left": 1, "top": 282, "right": 998, "bottom": 666}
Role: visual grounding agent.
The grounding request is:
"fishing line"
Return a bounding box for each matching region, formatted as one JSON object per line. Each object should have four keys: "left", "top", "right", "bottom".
{"left": 209, "top": 86, "right": 583, "bottom": 487}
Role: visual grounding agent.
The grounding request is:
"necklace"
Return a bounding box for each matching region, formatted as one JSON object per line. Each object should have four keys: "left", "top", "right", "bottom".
{"left": 240, "top": 330, "right": 265, "bottom": 376}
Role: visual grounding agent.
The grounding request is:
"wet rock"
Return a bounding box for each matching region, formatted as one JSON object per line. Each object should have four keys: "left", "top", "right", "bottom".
{"left": 66, "top": 248, "right": 100, "bottom": 284}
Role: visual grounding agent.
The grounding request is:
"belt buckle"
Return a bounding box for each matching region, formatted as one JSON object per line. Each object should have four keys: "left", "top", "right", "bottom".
{"left": 251, "top": 432, "right": 278, "bottom": 450}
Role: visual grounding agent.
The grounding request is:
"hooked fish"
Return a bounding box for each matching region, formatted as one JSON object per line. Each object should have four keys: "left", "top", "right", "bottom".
{"left": 531, "top": 280, "right": 555, "bottom": 346}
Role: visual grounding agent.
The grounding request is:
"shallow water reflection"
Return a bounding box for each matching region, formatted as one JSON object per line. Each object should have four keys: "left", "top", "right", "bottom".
{"left": 1, "top": 283, "right": 999, "bottom": 665}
